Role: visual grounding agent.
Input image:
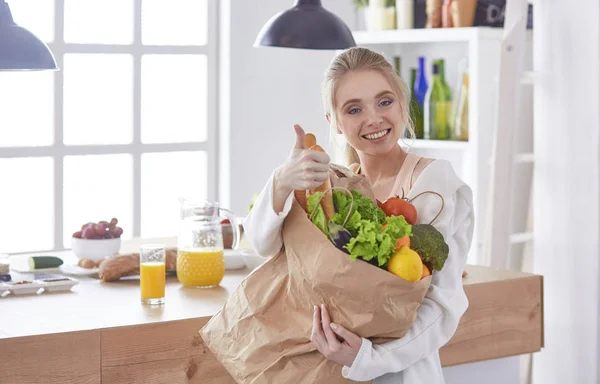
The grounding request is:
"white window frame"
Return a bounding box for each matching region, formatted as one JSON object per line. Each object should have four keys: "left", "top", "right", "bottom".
{"left": 0, "top": 0, "right": 219, "bottom": 252}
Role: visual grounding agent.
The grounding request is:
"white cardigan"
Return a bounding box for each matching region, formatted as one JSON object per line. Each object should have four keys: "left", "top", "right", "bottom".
{"left": 243, "top": 159, "right": 475, "bottom": 384}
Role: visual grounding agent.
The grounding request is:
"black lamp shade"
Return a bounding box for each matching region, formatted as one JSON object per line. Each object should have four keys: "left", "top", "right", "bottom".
{"left": 0, "top": 1, "right": 58, "bottom": 71}
{"left": 254, "top": 0, "right": 356, "bottom": 50}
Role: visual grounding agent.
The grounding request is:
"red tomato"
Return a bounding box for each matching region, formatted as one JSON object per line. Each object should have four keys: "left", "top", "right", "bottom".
{"left": 380, "top": 197, "right": 417, "bottom": 224}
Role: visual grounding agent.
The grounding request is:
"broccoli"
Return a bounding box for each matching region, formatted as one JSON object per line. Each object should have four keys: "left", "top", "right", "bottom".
{"left": 410, "top": 224, "right": 449, "bottom": 271}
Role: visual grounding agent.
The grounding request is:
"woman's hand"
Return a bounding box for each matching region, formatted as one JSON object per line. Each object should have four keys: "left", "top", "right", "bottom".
{"left": 272, "top": 124, "right": 330, "bottom": 213}
{"left": 275, "top": 124, "right": 330, "bottom": 192}
{"left": 311, "top": 304, "right": 362, "bottom": 368}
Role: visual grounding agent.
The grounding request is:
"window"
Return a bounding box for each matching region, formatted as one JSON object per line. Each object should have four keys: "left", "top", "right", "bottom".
{"left": 0, "top": 0, "right": 218, "bottom": 254}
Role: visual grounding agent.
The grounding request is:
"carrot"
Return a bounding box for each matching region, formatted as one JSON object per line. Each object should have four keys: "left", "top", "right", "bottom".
{"left": 395, "top": 235, "right": 410, "bottom": 250}
{"left": 294, "top": 190, "right": 308, "bottom": 212}
{"left": 304, "top": 133, "right": 317, "bottom": 149}
{"left": 306, "top": 144, "right": 335, "bottom": 221}
{"left": 293, "top": 133, "right": 318, "bottom": 213}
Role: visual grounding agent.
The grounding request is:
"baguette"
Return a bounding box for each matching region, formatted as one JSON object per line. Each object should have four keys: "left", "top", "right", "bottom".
{"left": 98, "top": 248, "right": 178, "bottom": 282}
{"left": 306, "top": 144, "right": 335, "bottom": 221}
{"left": 293, "top": 133, "right": 318, "bottom": 212}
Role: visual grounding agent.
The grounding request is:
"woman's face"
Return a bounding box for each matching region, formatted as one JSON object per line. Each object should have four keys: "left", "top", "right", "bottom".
{"left": 332, "top": 69, "right": 404, "bottom": 157}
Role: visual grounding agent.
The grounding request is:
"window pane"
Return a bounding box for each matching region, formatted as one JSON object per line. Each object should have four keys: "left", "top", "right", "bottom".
{"left": 142, "top": 0, "right": 207, "bottom": 46}
{"left": 63, "top": 154, "right": 133, "bottom": 247}
{"left": 7, "top": 0, "right": 55, "bottom": 43}
{"left": 0, "top": 71, "right": 54, "bottom": 147}
{"left": 64, "top": 0, "right": 133, "bottom": 44}
{"left": 141, "top": 55, "right": 207, "bottom": 143}
{"left": 63, "top": 54, "right": 133, "bottom": 145}
{"left": 141, "top": 151, "right": 207, "bottom": 238}
{"left": 0, "top": 158, "right": 53, "bottom": 253}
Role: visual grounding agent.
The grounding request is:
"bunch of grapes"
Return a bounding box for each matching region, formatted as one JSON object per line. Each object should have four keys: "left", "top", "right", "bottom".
{"left": 73, "top": 218, "right": 123, "bottom": 239}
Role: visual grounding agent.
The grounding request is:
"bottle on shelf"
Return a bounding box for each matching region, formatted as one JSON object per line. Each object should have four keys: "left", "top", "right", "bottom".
{"left": 413, "top": 56, "right": 428, "bottom": 139}
{"left": 442, "top": 0, "right": 454, "bottom": 27}
{"left": 424, "top": 63, "right": 451, "bottom": 140}
{"left": 396, "top": 0, "right": 414, "bottom": 29}
{"left": 453, "top": 71, "right": 469, "bottom": 141}
{"left": 394, "top": 56, "right": 402, "bottom": 78}
{"left": 434, "top": 58, "right": 453, "bottom": 137}
{"left": 408, "top": 68, "right": 424, "bottom": 139}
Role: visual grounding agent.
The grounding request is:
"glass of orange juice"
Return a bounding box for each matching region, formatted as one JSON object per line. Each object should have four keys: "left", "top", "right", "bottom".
{"left": 140, "top": 244, "right": 166, "bottom": 305}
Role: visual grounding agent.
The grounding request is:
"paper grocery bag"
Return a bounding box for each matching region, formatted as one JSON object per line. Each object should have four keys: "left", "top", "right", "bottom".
{"left": 200, "top": 164, "right": 432, "bottom": 384}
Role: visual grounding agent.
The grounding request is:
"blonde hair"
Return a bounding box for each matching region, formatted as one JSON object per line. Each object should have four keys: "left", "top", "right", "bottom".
{"left": 322, "top": 47, "right": 415, "bottom": 166}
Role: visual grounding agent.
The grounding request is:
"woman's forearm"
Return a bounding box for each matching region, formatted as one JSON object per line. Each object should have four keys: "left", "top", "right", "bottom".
{"left": 272, "top": 167, "right": 294, "bottom": 214}
{"left": 243, "top": 171, "right": 294, "bottom": 257}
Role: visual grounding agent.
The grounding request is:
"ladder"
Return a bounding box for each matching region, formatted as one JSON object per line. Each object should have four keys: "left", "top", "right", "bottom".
{"left": 482, "top": 0, "right": 534, "bottom": 271}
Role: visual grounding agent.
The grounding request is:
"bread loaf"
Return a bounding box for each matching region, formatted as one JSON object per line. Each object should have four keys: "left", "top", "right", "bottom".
{"left": 99, "top": 248, "right": 178, "bottom": 282}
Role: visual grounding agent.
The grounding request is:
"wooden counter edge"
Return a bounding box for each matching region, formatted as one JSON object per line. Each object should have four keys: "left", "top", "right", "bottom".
{"left": 0, "top": 268, "right": 544, "bottom": 383}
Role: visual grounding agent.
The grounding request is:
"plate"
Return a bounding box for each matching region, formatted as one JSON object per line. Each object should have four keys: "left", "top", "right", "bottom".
{"left": 60, "top": 263, "right": 99, "bottom": 276}
{"left": 0, "top": 283, "right": 9, "bottom": 297}
{"left": 6, "top": 281, "right": 45, "bottom": 295}
{"left": 39, "top": 277, "right": 79, "bottom": 292}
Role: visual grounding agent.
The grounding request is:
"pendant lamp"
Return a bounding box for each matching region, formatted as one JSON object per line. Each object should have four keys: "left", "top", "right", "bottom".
{"left": 254, "top": 0, "right": 356, "bottom": 50}
{"left": 0, "top": 0, "right": 58, "bottom": 71}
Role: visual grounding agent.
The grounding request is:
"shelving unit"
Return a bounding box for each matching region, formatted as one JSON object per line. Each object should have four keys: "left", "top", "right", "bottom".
{"left": 332, "top": 27, "right": 534, "bottom": 265}
{"left": 404, "top": 139, "right": 470, "bottom": 150}
{"left": 353, "top": 26, "right": 505, "bottom": 45}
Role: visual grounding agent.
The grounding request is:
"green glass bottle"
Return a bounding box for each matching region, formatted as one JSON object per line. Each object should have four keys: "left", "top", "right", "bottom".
{"left": 408, "top": 68, "right": 424, "bottom": 139}
{"left": 394, "top": 56, "right": 402, "bottom": 78}
{"left": 425, "top": 63, "right": 451, "bottom": 140}
{"left": 435, "top": 59, "right": 452, "bottom": 101}
{"left": 435, "top": 59, "right": 453, "bottom": 138}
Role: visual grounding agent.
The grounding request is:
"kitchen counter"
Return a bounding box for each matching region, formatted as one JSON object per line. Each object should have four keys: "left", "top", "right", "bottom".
{"left": 0, "top": 251, "right": 543, "bottom": 384}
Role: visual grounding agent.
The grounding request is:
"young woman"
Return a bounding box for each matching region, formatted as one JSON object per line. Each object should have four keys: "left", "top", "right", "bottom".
{"left": 243, "top": 47, "right": 474, "bottom": 384}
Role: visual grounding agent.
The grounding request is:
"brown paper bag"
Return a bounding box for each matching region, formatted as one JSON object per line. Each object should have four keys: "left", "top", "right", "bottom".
{"left": 200, "top": 164, "right": 432, "bottom": 384}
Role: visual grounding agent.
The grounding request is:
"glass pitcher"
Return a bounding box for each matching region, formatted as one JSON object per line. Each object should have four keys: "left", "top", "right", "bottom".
{"left": 177, "top": 198, "right": 240, "bottom": 288}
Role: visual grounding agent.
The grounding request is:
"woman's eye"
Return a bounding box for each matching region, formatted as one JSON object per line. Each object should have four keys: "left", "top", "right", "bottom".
{"left": 348, "top": 108, "right": 361, "bottom": 114}
{"left": 379, "top": 100, "right": 393, "bottom": 107}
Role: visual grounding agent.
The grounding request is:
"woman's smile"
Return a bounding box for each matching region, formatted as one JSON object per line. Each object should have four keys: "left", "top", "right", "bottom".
{"left": 362, "top": 128, "right": 392, "bottom": 141}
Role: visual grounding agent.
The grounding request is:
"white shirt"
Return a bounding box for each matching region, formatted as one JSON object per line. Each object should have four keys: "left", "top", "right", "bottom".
{"left": 243, "top": 159, "right": 475, "bottom": 384}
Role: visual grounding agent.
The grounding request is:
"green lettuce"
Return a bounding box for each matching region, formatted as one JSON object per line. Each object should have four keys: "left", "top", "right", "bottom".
{"left": 350, "top": 190, "right": 386, "bottom": 225}
{"left": 330, "top": 190, "right": 412, "bottom": 267}
{"left": 307, "top": 192, "right": 329, "bottom": 236}
{"left": 308, "top": 189, "right": 413, "bottom": 267}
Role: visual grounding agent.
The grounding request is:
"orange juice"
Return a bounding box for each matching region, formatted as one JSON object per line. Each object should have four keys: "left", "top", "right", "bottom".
{"left": 140, "top": 262, "right": 166, "bottom": 302}
{"left": 177, "top": 248, "right": 224, "bottom": 287}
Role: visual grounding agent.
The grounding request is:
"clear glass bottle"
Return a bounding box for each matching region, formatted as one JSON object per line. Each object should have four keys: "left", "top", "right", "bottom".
{"left": 454, "top": 72, "right": 469, "bottom": 141}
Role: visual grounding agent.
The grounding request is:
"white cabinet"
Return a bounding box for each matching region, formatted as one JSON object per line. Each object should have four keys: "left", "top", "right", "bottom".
{"left": 332, "top": 27, "right": 533, "bottom": 265}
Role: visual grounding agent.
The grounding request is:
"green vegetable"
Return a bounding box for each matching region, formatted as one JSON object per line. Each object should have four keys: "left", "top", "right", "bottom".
{"left": 350, "top": 190, "right": 386, "bottom": 225}
{"left": 28, "top": 256, "right": 64, "bottom": 270}
{"left": 331, "top": 191, "right": 362, "bottom": 234}
{"left": 307, "top": 192, "right": 329, "bottom": 237}
{"left": 248, "top": 193, "right": 259, "bottom": 213}
{"left": 329, "top": 190, "right": 412, "bottom": 267}
{"left": 308, "top": 189, "right": 413, "bottom": 268}
{"left": 409, "top": 224, "right": 449, "bottom": 271}
{"left": 345, "top": 214, "right": 413, "bottom": 267}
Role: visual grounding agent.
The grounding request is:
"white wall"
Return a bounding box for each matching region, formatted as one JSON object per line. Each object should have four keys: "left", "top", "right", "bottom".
{"left": 532, "top": 0, "right": 600, "bottom": 383}
{"left": 222, "top": 0, "right": 356, "bottom": 215}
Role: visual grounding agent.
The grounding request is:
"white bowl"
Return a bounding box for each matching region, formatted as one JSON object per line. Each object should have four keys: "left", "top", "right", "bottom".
{"left": 239, "top": 249, "right": 268, "bottom": 270}
{"left": 223, "top": 249, "right": 247, "bottom": 270}
{"left": 71, "top": 237, "right": 122, "bottom": 261}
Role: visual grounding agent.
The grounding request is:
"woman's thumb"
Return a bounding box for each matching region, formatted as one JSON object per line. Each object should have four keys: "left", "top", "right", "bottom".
{"left": 293, "top": 124, "right": 306, "bottom": 149}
